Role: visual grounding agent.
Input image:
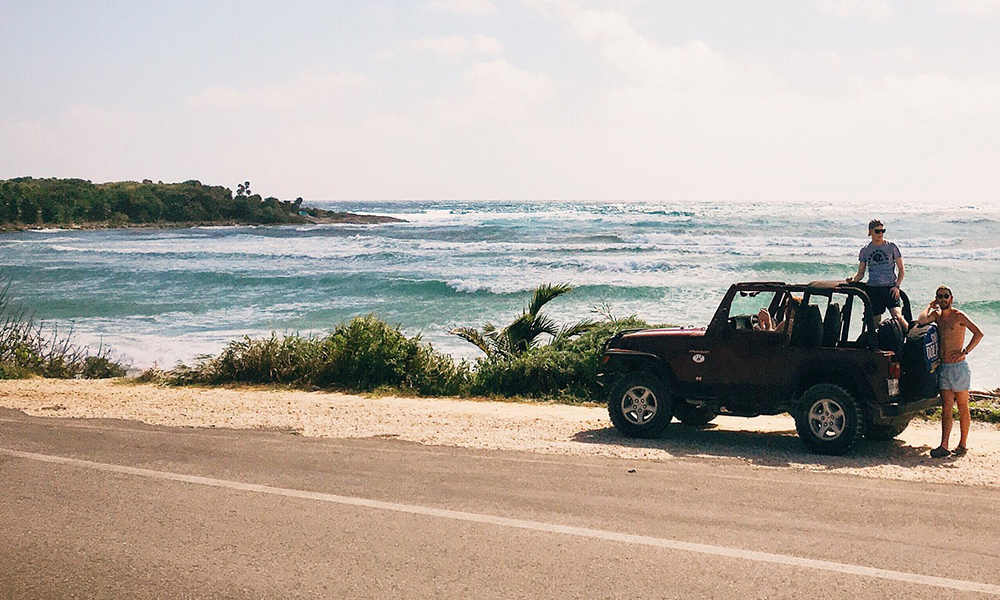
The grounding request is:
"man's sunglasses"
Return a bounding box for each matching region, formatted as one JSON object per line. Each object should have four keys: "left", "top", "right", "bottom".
{"left": 872, "top": 228, "right": 886, "bottom": 234}
{"left": 936, "top": 293, "right": 951, "bottom": 299}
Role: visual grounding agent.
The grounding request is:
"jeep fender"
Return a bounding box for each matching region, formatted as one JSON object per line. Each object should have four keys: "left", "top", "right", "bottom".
{"left": 602, "top": 350, "right": 677, "bottom": 390}
{"left": 791, "top": 362, "right": 875, "bottom": 409}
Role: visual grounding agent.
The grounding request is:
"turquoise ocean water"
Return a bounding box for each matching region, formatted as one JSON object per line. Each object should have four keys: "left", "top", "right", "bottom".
{"left": 2, "top": 201, "right": 998, "bottom": 390}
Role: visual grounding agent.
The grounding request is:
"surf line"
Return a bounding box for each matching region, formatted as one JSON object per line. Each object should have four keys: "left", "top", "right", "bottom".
{"left": 3, "top": 446, "right": 998, "bottom": 596}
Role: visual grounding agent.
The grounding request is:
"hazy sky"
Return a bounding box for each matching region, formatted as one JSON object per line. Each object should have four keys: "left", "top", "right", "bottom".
{"left": 2, "top": 0, "right": 999, "bottom": 203}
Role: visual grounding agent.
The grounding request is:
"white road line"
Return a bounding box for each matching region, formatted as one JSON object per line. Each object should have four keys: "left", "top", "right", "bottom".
{"left": 3, "top": 446, "right": 999, "bottom": 595}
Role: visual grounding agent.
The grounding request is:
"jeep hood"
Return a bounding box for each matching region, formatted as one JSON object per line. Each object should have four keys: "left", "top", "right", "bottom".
{"left": 608, "top": 327, "right": 706, "bottom": 350}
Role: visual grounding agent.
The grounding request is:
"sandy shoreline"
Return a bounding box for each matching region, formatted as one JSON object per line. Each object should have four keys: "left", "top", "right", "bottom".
{"left": 1, "top": 378, "right": 997, "bottom": 487}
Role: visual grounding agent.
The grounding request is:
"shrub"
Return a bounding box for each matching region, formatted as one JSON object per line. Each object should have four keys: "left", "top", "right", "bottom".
{"left": 313, "top": 315, "right": 470, "bottom": 395}
{"left": 0, "top": 362, "right": 30, "bottom": 380}
{"left": 0, "top": 277, "right": 127, "bottom": 379}
{"left": 133, "top": 366, "right": 167, "bottom": 384}
{"left": 170, "top": 315, "right": 471, "bottom": 397}
{"left": 471, "top": 317, "right": 652, "bottom": 402}
{"left": 81, "top": 355, "right": 128, "bottom": 379}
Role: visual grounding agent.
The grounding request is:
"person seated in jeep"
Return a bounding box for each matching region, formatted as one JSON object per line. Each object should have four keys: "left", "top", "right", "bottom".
{"left": 755, "top": 295, "right": 801, "bottom": 333}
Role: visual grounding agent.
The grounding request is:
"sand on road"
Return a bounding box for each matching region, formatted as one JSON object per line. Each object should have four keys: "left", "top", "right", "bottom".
{"left": 1, "top": 378, "right": 997, "bottom": 487}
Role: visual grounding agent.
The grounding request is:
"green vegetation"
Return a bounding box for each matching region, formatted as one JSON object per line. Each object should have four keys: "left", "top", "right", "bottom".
{"left": 0, "top": 280, "right": 126, "bottom": 380}
{"left": 169, "top": 315, "right": 471, "bottom": 397}
{"left": 165, "top": 286, "right": 651, "bottom": 403}
{"left": 468, "top": 317, "right": 650, "bottom": 401}
{"left": 925, "top": 391, "right": 1000, "bottom": 424}
{"left": 450, "top": 283, "right": 595, "bottom": 359}
{"left": 0, "top": 177, "right": 310, "bottom": 228}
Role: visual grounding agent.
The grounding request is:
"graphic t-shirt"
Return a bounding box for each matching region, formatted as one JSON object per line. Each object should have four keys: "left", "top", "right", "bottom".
{"left": 859, "top": 241, "right": 901, "bottom": 286}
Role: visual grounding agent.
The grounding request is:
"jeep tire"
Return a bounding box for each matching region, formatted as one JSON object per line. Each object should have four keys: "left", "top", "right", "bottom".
{"left": 608, "top": 373, "right": 673, "bottom": 438}
{"left": 795, "top": 383, "right": 864, "bottom": 455}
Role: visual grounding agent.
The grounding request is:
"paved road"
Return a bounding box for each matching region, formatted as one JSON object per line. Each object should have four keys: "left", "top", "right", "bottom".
{"left": 2, "top": 407, "right": 999, "bottom": 599}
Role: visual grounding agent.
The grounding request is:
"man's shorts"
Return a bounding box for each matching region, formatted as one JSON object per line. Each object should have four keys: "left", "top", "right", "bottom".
{"left": 938, "top": 361, "right": 972, "bottom": 392}
{"left": 867, "top": 285, "right": 901, "bottom": 316}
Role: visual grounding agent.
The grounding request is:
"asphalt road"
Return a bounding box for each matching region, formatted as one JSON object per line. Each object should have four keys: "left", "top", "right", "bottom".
{"left": 2, "top": 407, "right": 999, "bottom": 600}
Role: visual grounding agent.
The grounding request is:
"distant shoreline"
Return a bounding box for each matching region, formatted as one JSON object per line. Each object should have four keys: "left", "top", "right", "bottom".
{"left": 0, "top": 177, "right": 407, "bottom": 232}
{"left": 0, "top": 211, "right": 406, "bottom": 233}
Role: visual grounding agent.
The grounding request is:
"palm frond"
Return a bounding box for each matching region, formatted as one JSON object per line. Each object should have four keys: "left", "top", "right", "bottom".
{"left": 554, "top": 318, "right": 597, "bottom": 343}
{"left": 450, "top": 283, "right": 580, "bottom": 359}
{"left": 527, "top": 283, "right": 572, "bottom": 317}
{"left": 449, "top": 327, "right": 496, "bottom": 357}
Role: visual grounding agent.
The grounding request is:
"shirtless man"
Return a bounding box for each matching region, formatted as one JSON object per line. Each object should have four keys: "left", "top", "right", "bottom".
{"left": 916, "top": 285, "right": 984, "bottom": 458}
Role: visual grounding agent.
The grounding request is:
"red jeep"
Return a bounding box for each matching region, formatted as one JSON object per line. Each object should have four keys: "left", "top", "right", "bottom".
{"left": 597, "top": 281, "right": 941, "bottom": 455}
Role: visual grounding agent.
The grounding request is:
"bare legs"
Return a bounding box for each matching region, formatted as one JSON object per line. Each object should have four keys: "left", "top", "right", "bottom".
{"left": 890, "top": 306, "right": 908, "bottom": 332}
{"left": 940, "top": 389, "right": 971, "bottom": 450}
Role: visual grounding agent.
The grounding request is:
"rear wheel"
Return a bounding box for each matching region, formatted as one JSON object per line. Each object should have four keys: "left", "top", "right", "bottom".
{"left": 865, "top": 417, "right": 912, "bottom": 441}
{"left": 794, "top": 383, "right": 864, "bottom": 455}
{"left": 607, "top": 373, "right": 673, "bottom": 438}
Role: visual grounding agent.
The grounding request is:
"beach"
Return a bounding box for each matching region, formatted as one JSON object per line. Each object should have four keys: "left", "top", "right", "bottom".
{"left": 3, "top": 378, "right": 998, "bottom": 488}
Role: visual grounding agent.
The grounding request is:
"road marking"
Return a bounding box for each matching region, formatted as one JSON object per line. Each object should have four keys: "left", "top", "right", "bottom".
{"left": 3, "top": 447, "right": 1000, "bottom": 595}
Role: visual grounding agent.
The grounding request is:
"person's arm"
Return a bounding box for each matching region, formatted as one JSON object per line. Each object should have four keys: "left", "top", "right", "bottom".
{"left": 960, "top": 311, "right": 984, "bottom": 356}
{"left": 847, "top": 262, "right": 866, "bottom": 283}
{"left": 916, "top": 300, "right": 939, "bottom": 326}
{"left": 891, "top": 248, "right": 905, "bottom": 300}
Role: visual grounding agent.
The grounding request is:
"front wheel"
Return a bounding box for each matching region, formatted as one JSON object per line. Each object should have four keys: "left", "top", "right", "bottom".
{"left": 794, "top": 383, "right": 864, "bottom": 455}
{"left": 607, "top": 373, "right": 673, "bottom": 438}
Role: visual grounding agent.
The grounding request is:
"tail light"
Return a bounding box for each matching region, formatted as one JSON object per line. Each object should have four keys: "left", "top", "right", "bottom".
{"left": 888, "top": 362, "right": 901, "bottom": 380}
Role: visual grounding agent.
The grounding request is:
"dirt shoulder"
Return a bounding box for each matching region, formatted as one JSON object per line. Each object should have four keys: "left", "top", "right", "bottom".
{"left": 1, "top": 378, "right": 997, "bottom": 487}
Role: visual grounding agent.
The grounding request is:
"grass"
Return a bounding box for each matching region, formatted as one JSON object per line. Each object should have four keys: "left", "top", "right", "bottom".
{"left": 168, "top": 315, "right": 471, "bottom": 397}
{"left": 923, "top": 390, "right": 1000, "bottom": 424}
{"left": 0, "top": 279, "right": 127, "bottom": 379}
{"left": 164, "top": 313, "right": 653, "bottom": 404}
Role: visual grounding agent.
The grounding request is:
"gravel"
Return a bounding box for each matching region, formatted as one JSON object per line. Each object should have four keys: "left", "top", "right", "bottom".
{"left": 2, "top": 378, "right": 998, "bottom": 487}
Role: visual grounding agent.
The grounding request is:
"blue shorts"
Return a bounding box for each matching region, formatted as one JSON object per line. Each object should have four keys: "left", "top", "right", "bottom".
{"left": 938, "top": 361, "right": 971, "bottom": 392}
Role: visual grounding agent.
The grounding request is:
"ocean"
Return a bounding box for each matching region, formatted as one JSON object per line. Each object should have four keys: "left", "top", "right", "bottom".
{"left": 3, "top": 200, "right": 998, "bottom": 390}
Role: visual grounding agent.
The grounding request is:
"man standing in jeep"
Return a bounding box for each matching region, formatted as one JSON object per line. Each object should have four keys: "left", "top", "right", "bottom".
{"left": 917, "top": 285, "right": 984, "bottom": 458}
{"left": 847, "top": 219, "right": 908, "bottom": 332}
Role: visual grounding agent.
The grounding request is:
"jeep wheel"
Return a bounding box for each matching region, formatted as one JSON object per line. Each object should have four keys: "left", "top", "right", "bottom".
{"left": 608, "top": 373, "right": 673, "bottom": 438}
{"left": 865, "top": 417, "right": 912, "bottom": 441}
{"left": 674, "top": 401, "right": 717, "bottom": 427}
{"left": 795, "top": 384, "right": 864, "bottom": 455}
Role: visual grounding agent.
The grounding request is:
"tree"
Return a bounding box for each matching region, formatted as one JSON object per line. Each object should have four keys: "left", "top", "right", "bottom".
{"left": 451, "top": 283, "right": 595, "bottom": 360}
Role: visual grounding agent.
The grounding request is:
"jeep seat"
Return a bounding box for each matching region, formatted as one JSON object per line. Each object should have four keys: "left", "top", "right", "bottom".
{"left": 822, "top": 303, "right": 843, "bottom": 347}
{"left": 791, "top": 304, "right": 823, "bottom": 348}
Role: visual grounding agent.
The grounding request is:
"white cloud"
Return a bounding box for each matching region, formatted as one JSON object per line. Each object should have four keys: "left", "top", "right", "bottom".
{"left": 410, "top": 34, "right": 504, "bottom": 56}
{"left": 509, "top": 0, "right": 1000, "bottom": 203}
{"left": 184, "top": 70, "right": 370, "bottom": 110}
{"left": 935, "top": 0, "right": 1000, "bottom": 16}
{"left": 421, "top": 0, "right": 497, "bottom": 15}
{"left": 810, "top": 0, "right": 894, "bottom": 22}
{"left": 433, "top": 59, "right": 558, "bottom": 122}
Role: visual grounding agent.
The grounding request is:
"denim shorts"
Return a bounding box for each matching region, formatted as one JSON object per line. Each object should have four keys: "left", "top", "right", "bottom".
{"left": 938, "top": 361, "right": 972, "bottom": 392}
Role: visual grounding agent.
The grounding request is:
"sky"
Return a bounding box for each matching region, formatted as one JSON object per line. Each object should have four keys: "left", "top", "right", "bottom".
{"left": 2, "top": 0, "right": 1000, "bottom": 204}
